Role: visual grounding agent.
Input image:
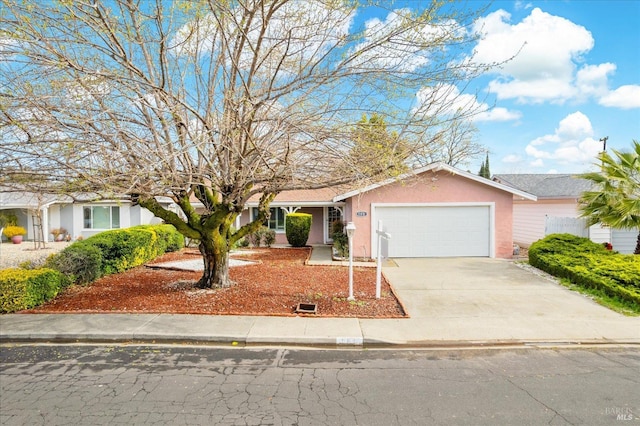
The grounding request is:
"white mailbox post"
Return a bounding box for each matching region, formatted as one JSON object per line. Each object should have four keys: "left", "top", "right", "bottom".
{"left": 345, "top": 222, "right": 356, "bottom": 301}
{"left": 375, "top": 220, "right": 391, "bottom": 299}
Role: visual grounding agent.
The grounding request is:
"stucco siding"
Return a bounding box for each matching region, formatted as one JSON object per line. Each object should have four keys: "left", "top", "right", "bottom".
{"left": 346, "top": 171, "right": 514, "bottom": 259}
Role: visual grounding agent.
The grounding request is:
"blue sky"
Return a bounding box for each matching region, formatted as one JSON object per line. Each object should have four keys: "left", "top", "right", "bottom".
{"left": 466, "top": 0, "right": 640, "bottom": 174}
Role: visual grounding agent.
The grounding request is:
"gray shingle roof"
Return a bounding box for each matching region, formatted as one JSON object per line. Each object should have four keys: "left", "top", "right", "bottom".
{"left": 492, "top": 174, "right": 593, "bottom": 198}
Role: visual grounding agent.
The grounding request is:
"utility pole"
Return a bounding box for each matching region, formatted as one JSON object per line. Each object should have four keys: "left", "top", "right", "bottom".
{"left": 599, "top": 136, "right": 608, "bottom": 152}
{"left": 599, "top": 136, "right": 608, "bottom": 166}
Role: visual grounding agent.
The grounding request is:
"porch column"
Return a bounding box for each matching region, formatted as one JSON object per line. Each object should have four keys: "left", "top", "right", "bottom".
{"left": 41, "top": 207, "right": 49, "bottom": 243}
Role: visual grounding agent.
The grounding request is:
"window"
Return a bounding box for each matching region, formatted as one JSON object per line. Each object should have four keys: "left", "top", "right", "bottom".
{"left": 252, "top": 207, "right": 285, "bottom": 231}
{"left": 84, "top": 206, "right": 120, "bottom": 229}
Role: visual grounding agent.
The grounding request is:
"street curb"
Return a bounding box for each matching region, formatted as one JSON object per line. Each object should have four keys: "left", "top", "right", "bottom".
{"left": 2, "top": 333, "right": 639, "bottom": 349}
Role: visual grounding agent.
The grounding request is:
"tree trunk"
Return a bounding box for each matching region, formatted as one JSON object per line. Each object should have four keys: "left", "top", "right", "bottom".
{"left": 197, "top": 239, "right": 233, "bottom": 289}
{"left": 635, "top": 231, "right": 640, "bottom": 255}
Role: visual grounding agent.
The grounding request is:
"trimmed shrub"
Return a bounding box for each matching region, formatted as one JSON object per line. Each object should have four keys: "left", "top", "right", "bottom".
{"left": 46, "top": 224, "right": 183, "bottom": 284}
{"left": 0, "top": 268, "right": 70, "bottom": 313}
{"left": 285, "top": 213, "right": 312, "bottom": 247}
{"left": 529, "top": 234, "right": 640, "bottom": 307}
{"left": 143, "top": 224, "right": 184, "bottom": 253}
{"left": 46, "top": 243, "right": 103, "bottom": 284}
{"left": 82, "top": 224, "right": 184, "bottom": 275}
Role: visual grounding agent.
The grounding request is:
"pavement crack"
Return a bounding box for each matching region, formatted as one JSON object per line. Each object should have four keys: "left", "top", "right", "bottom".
{"left": 505, "top": 376, "right": 576, "bottom": 425}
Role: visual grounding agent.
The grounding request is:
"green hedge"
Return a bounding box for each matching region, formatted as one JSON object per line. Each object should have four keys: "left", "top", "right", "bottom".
{"left": 285, "top": 213, "right": 312, "bottom": 247}
{"left": 0, "top": 268, "right": 70, "bottom": 313}
{"left": 47, "top": 224, "right": 184, "bottom": 284}
{"left": 529, "top": 234, "right": 640, "bottom": 307}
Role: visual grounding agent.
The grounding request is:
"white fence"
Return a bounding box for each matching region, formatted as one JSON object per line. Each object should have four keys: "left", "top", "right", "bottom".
{"left": 545, "top": 216, "right": 589, "bottom": 238}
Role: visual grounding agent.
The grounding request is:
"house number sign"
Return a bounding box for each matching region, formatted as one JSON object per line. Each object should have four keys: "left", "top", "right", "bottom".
{"left": 356, "top": 211, "right": 367, "bottom": 217}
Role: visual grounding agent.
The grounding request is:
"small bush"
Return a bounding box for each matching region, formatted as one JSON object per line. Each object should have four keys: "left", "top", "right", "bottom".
{"left": 247, "top": 230, "right": 263, "bottom": 247}
{"left": 286, "top": 213, "right": 312, "bottom": 247}
{"left": 331, "top": 221, "right": 348, "bottom": 258}
{"left": 262, "top": 228, "right": 276, "bottom": 247}
{"left": 529, "top": 234, "right": 640, "bottom": 310}
{"left": 0, "top": 212, "right": 17, "bottom": 228}
{"left": 0, "top": 268, "right": 70, "bottom": 313}
{"left": 46, "top": 243, "right": 103, "bottom": 284}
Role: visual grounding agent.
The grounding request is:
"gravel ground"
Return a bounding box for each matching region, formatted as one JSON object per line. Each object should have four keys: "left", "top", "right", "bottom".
{"left": 0, "top": 241, "right": 71, "bottom": 269}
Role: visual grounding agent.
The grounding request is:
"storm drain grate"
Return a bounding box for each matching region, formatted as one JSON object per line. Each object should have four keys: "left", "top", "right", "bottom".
{"left": 295, "top": 303, "right": 318, "bottom": 314}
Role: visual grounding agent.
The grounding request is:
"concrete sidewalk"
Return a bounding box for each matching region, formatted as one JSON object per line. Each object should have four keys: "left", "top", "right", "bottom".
{"left": 1, "top": 249, "right": 639, "bottom": 348}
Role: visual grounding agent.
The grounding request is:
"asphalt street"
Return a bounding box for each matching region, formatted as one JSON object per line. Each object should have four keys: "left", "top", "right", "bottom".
{"left": 1, "top": 344, "right": 638, "bottom": 425}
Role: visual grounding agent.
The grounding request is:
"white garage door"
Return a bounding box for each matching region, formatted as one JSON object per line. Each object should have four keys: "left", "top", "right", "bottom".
{"left": 374, "top": 205, "right": 491, "bottom": 257}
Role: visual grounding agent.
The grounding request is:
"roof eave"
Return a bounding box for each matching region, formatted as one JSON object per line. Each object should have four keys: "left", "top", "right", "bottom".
{"left": 333, "top": 162, "right": 537, "bottom": 202}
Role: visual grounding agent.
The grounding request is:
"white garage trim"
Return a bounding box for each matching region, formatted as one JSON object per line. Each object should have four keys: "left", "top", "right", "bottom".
{"left": 371, "top": 203, "right": 495, "bottom": 258}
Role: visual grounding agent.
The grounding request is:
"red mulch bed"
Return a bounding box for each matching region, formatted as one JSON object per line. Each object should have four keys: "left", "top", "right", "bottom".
{"left": 24, "top": 248, "right": 406, "bottom": 318}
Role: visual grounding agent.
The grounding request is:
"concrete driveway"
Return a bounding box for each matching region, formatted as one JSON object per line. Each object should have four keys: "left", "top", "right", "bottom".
{"left": 359, "top": 258, "right": 640, "bottom": 345}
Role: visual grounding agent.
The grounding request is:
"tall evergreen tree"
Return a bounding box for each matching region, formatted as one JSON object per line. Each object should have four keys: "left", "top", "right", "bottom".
{"left": 478, "top": 153, "right": 491, "bottom": 179}
{"left": 484, "top": 152, "right": 491, "bottom": 178}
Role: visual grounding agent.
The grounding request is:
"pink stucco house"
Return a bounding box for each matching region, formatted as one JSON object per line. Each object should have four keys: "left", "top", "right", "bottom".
{"left": 238, "top": 162, "right": 536, "bottom": 259}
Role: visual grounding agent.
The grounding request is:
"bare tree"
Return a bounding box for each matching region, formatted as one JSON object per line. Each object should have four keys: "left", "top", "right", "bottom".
{"left": 0, "top": 0, "right": 495, "bottom": 288}
{"left": 413, "top": 118, "right": 485, "bottom": 168}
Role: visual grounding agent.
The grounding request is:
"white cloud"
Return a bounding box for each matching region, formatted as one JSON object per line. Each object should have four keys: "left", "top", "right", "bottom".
{"left": 524, "top": 111, "right": 602, "bottom": 166}
{"left": 473, "top": 8, "right": 594, "bottom": 104}
{"left": 348, "top": 9, "right": 464, "bottom": 73}
{"left": 599, "top": 85, "right": 640, "bottom": 109}
{"left": 575, "top": 63, "right": 615, "bottom": 100}
{"left": 475, "top": 106, "right": 522, "bottom": 122}
{"left": 414, "top": 84, "right": 521, "bottom": 122}
{"left": 502, "top": 154, "right": 522, "bottom": 163}
{"left": 515, "top": 1, "right": 533, "bottom": 11}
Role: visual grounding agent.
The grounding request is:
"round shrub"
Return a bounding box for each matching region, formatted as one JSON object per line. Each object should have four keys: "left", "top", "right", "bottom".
{"left": 285, "top": 213, "right": 312, "bottom": 247}
{"left": 47, "top": 243, "right": 103, "bottom": 284}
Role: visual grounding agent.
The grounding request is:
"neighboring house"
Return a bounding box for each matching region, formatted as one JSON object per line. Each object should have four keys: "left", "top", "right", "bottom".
{"left": 0, "top": 190, "right": 169, "bottom": 243}
{"left": 239, "top": 162, "right": 537, "bottom": 259}
{"left": 493, "top": 174, "right": 637, "bottom": 254}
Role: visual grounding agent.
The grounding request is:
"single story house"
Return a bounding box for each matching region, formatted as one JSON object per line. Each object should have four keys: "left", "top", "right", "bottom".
{"left": 0, "top": 190, "right": 169, "bottom": 243}
{"left": 3, "top": 163, "right": 541, "bottom": 259}
{"left": 239, "top": 162, "right": 537, "bottom": 259}
{"left": 492, "top": 174, "right": 637, "bottom": 254}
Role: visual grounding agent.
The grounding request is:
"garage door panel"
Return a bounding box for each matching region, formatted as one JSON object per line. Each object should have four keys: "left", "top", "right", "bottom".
{"left": 375, "top": 206, "right": 490, "bottom": 257}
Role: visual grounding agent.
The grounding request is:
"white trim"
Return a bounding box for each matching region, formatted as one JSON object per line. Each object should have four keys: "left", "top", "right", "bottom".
{"left": 371, "top": 202, "right": 495, "bottom": 258}
{"left": 245, "top": 201, "right": 346, "bottom": 208}
{"left": 334, "top": 162, "right": 537, "bottom": 202}
{"left": 280, "top": 206, "right": 301, "bottom": 214}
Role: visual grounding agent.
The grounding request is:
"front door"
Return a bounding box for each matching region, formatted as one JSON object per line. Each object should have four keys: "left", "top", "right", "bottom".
{"left": 325, "top": 206, "right": 343, "bottom": 242}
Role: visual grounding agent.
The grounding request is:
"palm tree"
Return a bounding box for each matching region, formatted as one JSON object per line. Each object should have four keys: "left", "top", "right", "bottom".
{"left": 578, "top": 141, "right": 640, "bottom": 254}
